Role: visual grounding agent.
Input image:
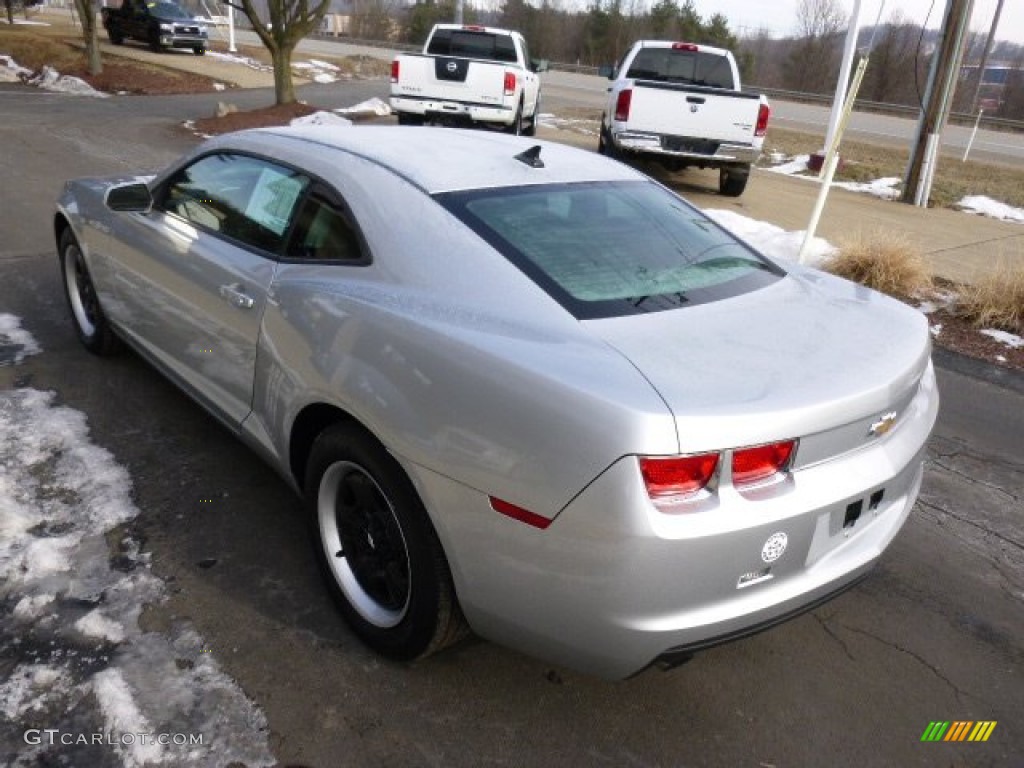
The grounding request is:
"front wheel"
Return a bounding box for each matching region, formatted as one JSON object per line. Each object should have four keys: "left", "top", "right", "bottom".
{"left": 148, "top": 32, "right": 162, "bottom": 52}
{"left": 108, "top": 30, "right": 124, "bottom": 45}
{"left": 507, "top": 99, "right": 525, "bottom": 136}
{"left": 59, "top": 228, "right": 121, "bottom": 356}
{"left": 306, "top": 423, "right": 467, "bottom": 661}
{"left": 522, "top": 95, "right": 540, "bottom": 137}
{"left": 193, "top": 46, "right": 205, "bottom": 56}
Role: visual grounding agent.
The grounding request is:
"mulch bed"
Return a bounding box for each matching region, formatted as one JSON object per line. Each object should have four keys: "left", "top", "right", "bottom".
{"left": 192, "top": 102, "right": 317, "bottom": 134}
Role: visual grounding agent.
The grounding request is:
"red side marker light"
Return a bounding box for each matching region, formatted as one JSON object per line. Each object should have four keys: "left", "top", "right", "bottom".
{"left": 490, "top": 497, "right": 552, "bottom": 529}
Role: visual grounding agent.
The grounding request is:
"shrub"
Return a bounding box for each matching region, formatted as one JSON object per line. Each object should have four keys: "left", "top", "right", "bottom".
{"left": 954, "top": 260, "right": 1024, "bottom": 334}
{"left": 822, "top": 231, "right": 933, "bottom": 297}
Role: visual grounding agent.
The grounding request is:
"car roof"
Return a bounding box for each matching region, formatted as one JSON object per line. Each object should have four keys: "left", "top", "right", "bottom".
{"left": 229, "top": 126, "right": 643, "bottom": 195}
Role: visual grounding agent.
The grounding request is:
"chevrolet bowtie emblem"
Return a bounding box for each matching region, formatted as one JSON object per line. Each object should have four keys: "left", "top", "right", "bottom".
{"left": 869, "top": 411, "right": 898, "bottom": 437}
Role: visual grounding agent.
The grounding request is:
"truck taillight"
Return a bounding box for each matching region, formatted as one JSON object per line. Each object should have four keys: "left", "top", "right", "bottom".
{"left": 755, "top": 103, "right": 770, "bottom": 137}
{"left": 504, "top": 71, "right": 516, "bottom": 96}
{"left": 390, "top": 59, "right": 399, "bottom": 83}
{"left": 614, "top": 88, "right": 632, "bottom": 121}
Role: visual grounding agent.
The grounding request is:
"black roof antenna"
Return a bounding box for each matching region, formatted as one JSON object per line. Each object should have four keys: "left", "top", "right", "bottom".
{"left": 514, "top": 145, "right": 545, "bottom": 169}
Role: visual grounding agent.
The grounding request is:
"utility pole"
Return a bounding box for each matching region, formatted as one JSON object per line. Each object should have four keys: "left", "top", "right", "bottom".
{"left": 970, "top": 0, "right": 1005, "bottom": 112}
{"left": 901, "top": 0, "right": 975, "bottom": 207}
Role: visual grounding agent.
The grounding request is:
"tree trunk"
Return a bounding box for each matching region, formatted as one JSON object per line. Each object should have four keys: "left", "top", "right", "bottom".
{"left": 272, "top": 46, "right": 295, "bottom": 105}
{"left": 5, "top": 0, "right": 14, "bottom": 26}
{"left": 72, "top": 0, "right": 103, "bottom": 75}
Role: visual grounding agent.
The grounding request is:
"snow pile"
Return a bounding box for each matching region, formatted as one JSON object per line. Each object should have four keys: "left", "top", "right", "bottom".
{"left": 958, "top": 195, "right": 1024, "bottom": 223}
{"left": 703, "top": 208, "right": 836, "bottom": 267}
{"left": 28, "top": 64, "right": 107, "bottom": 97}
{"left": 980, "top": 329, "right": 1024, "bottom": 348}
{"left": 335, "top": 96, "right": 392, "bottom": 117}
{"left": 834, "top": 176, "right": 901, "bottom": 200}
{"left": 0, "top": 320, "right": 274, "bottom": 768}
{"left": 291, "top": 110, "right": 352, "bottom": 127}
{"left": 0, "top": 53, "right": 33, "bottom": 82}
{"left": 764, "top": 153, "right": 812, "bottom": 176}
{"left": 0, "top": 312, "right": 41, "bottom": 366}
{"left": 537, "top": 113, "right": 599, "bottom": 136}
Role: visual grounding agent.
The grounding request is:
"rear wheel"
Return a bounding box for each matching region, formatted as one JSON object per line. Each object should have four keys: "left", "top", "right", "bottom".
{"left": 507, "top": 99, "right": 525, "bottom": 136}
{"left": 306, "top": 423, "right": 467, "bottom": 660}
{"left": 59, "top": 228, "right": 121, "bottom": 356}
{"left": 719, "top": 164, "right": 751, "bottom": 197}
{"left": 193, "top": 46, "right": 205, "bottom": 56}
{"left": 108, "top": 30, "right": 124, "bottom": 45}
{"left": 598, "top": 123, "right": 619, "bottom": 160}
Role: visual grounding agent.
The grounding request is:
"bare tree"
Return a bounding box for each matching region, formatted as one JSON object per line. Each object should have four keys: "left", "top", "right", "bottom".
{"left": 865, "top": 11, "right": 920, "bottom": 103}
{"left": 71, "top": 0, "right": 103, "bottom": 75}
{"left": 227, "top": 0, "right": 331, "bottom": 105}
{"left": 782, "top": 0, "right": 845, "bottom": 93}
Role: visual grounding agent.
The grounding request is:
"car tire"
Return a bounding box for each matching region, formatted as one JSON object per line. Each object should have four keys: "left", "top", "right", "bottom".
{"left": 149, "top": 32, "right": 162, "bottom": 52}
{"left": 522, "top": 95, "right": 540, "bottom": 137}
{"left": 598, "top": 123, "right": 619, "bottom": 160}
{"left": 109, "top": 31, "right": 124, "bottom": 45}
{"left": 396, "top": 113, "right": 424, "bottom": 126}
{"left": 719, "top": 164, "right": 751, "bottom": 197}
{"left": 193, "top": 46, "right": 205, "bottom": 56}
{"left": 306, "top": 423, "right": 467, "bottom": 661}
{"left": 59, "top": 228, "right": 122, "bottom": 356}
{"left": 507, "top": 99, "right": 525, "bottom": 136}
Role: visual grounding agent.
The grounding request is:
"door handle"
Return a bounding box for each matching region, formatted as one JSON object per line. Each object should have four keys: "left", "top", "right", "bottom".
{"left": 219, "top": 283, "right": 254, "bottom": 310}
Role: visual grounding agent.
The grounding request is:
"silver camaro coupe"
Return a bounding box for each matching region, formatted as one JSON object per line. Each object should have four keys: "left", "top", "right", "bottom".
{"left": 55, "top": 126, "right": 938, "bottom": 679}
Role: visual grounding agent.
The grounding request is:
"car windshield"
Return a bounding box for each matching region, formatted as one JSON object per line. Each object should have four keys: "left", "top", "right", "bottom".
{"left": 148, "top": 2, "right": 191, "bottom": 19}
{"left": 438, "top": 181, "right": 782, "bottom": 319}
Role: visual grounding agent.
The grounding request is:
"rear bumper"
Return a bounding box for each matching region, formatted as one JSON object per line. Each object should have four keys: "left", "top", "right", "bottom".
{"left": 390, "top": 95, "right": 514, "bottom": 126}
{"left": 613, "top": 128, "right": 761, "bottom": 165}
{"left": 403, "top": 363, "right": 938, "bottom": 680}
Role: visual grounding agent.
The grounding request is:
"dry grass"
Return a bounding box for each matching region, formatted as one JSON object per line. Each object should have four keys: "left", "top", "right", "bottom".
{"left": 953, "top": 261, "right": 1024, "bottom": 333}
{"left": 823, "top": 231, "right": 933, "bottom": 297}
{"left": 761, "top": 126, "right": 1024, "bottom": 210}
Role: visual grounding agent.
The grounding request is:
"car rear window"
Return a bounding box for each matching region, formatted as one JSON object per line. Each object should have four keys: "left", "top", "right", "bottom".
{"left": 426, "top": 29, "right": 518, "bottom": 63}
{"left": 625, "top": 48, "right": 735, "bottom": 89}
{"left": 438, "top": 181, "right": 782, "bottom": 319}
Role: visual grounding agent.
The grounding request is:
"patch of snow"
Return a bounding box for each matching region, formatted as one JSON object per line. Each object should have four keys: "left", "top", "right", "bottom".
{"left": 291, "top": 110, "right": 352, "bottom": 127}
{"left": 213, "top": 81, "right": 226, "bottom": 91}
{"left": 834, "top": 176, "right": 901, "bottom": 200}
{"left": 997, "top": 355, "right": 1007, "bottom": 363}
{"left": 207, "top": 50, "right": 271, "bottom": 72}
{"left": 313, "top": 72, "right": 337, "bottom": 84}
{"left": 536, "top": 113, "right": 599, "bottom": 136}
{"left": 0, "top": 312, "right": 41, "bottom": 366}
{"left": 0, "top": 53, "right": 33, "bottom": 82}
{"left": 305, "top": 58, "right": 340, "bottom": 72}
{"left": 764, "top": 153, "right": 812, "bottom": 176}
{"left": 76, "top": 609, "right": 127, "bottom": 643}
{"left": 980, "top": 328, "right": 1024, "bottom": 348}
{"left": 24, "top": 64, "right": 107, "bottom": 97}
{"left": 931, "top": 324, "right": 943, "bottom": 337}
{"left": 916, "top": 301, "right": 938, "bottom": 314}
{"left": 958, "top": 195, "right": 1024, "bottom": 223}
{"left": 336, "top": 96, "right": 392, "bottom": 116}
{"left": 702, "top": 208, "right": 837, "bottom": 267}
{"left": 0, "top": 355, "right": 274, "bottom": 767}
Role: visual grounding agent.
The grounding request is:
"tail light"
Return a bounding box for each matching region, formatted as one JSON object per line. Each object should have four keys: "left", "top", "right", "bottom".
{"left": 503, "top": 71, "right": 517, "bottom": 96}
{"left": 672, "top": 42, "right": 698, "bottom": 51}
{"left": 640, "top": 454, "right": 718, "bottom": 502}
{"left": 732, "top": 440, "right": 796, "bottom": 487}
{"left": 614, "top": 88, "right": 632, "bottom": 121}
{"left": 755, "top": 103, "right": 770, "bottom": 137}
{"left": 390, "top": 59, "right": 399, "bottom": 83}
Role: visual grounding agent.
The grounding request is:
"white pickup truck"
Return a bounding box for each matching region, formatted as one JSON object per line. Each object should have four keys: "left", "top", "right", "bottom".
{"left": 599, "top": 41, "right": 770, "bottom": 196}
{"left": 390, "top": 24, "right": 545, "bottom": 135}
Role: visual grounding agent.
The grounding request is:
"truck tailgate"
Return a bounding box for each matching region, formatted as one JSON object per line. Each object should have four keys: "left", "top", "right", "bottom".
{"left": 394, "top": 54, "right": 511, "bottom": 108}
{"left": 626, "top": 82, "right": 761, "bottom": 145}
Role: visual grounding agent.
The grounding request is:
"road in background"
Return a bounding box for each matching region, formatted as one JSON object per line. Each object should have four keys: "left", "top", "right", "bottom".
{"left": 0, "top": 87, "right": 1022, "bottom": 767}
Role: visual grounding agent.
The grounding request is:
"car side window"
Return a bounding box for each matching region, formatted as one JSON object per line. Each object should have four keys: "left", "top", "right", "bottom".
{"left": 159, "top": 153, "right": 309, "bottom": 254}
{"left": 285, "top": 190, "right": 364, "bottom": 263}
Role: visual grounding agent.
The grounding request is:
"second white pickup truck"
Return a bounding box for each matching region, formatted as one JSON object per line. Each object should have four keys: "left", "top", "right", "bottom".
{"left": 599, "top": 41, "right": 770, "bottom": 196}
{"left": 390, "top": 24, "right": 545, "bottom": 135}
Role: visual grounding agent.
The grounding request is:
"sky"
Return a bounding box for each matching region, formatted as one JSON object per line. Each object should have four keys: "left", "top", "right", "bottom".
{"left": 709, "top": 0, "right": 1023, "bottom": 46}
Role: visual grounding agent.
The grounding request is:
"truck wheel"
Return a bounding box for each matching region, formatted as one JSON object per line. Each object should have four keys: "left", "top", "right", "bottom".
{"left": 522, "top": 95, "right": 540, "bottom": 137}
{"left": 598, "top": 124, "right": 619, "bottom": 160}
{"left": 306, "top": 423, "right": 468, "bottom": 661}
{"left": 108, "top": 31, "right": 124, "bottom": 45}
{"left": 507, "top": 99, "right": 525, "bottom": 136}
{"left": 193, "top": 46, "right": 205, "bottom": 56}
{"left": 719, "top": 164, "right": 751, "bottom": 197}
{"left": 149, "top": 32, "right": 162, "bottom": 52}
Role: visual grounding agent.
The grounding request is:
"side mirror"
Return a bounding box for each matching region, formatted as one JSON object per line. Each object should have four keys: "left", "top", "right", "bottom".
{"left": 531, "top": 59, "right": 549, "bottom": 74}
{"left": 106, "top": 182, "right": 153, "bottom": 213}
{"left": 598, "top": 65, "right": 615, "bottom": 80}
